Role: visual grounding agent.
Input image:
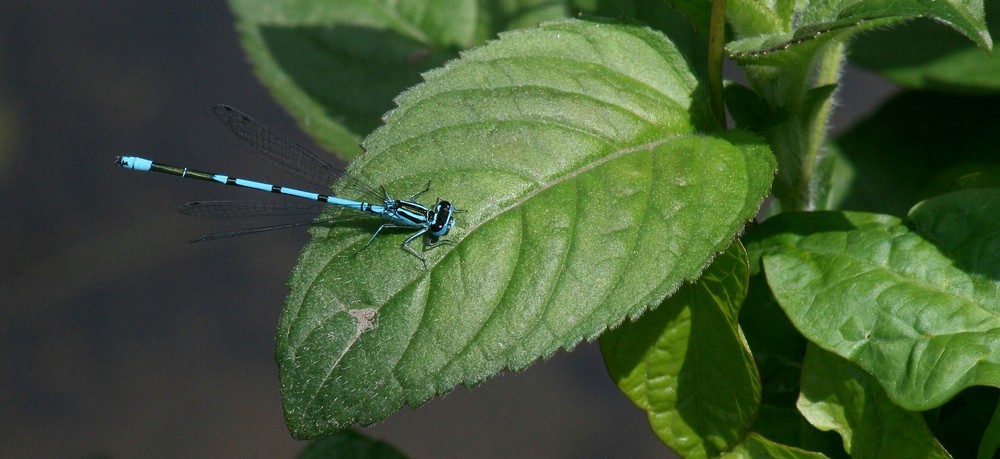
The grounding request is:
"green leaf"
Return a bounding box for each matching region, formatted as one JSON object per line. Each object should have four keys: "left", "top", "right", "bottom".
{"left": 601, "top": 242, "right": 760, "bottom": 459}
{"left": 792, "top": 83, "right": 840, "bottom": 213}
{"left": 227, "top": 0, "right": 573, "bottom": 158}
{"left": 277, "top": 19, "right": 776, "bottom": 438}
{"left": 741, "top": 277, "right": 847, "bottom": 458}
{"left": 797, "top": 345, "right": 950, "bottom": 459}
{"left": 224, "top": 0, "right": 703, "bottom": 161}
{"left": 908, "top": 188, "right": 1000, "bottom": 280}
{"left": 835, "top": 92, "right": 1000, "bottom": 216}
{"left": 851, "top": 1, "right": 1000, "bottom": 93}
{"left": 923, "top": 387, "right": 1000, "bottom": 459}
{"left": 951, "top": 167, "right": 1000, "bottom": 191}
{"left": 661, "top": 0, "right": 711, "bottom": 33}
{"left": 720, "top": 432, "right": 831, "bottom": 459}
{"left": 809, "top": 144, "right": 854, "bottom": 212}
{"left": 979, "top": 399, "right": 1000, "bottom": 459}
{"left": 666, "top": 0, "right": 797, "bottom": 37}
{"left": 728, "top": 0, "right": 991, "bottom": 62}
{"left": 728, "top": 0, "right": 798, "bottom": 38}
{"left": 601, "top": 1, "right": 709, "bottom": 74}
{"left": 297, "top": 430, "right": 407, "bottom": 459}
{"left": 740, "top": 274, "right": 807, "bottom": 408}
{"left": 726, "top": 1, "right": 989, "bottom": 212}
{"left": 748, "top": 209, "right": 1000, "bottom": 411}
{"left": 724, "top": 82, "right": 791, "bottom": 133}
{"left": 753, "top": 404, "right": 847, "bottom": 458}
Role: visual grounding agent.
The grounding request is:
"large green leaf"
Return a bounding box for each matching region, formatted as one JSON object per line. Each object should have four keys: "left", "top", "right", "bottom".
{"left": 227, "top": 0, "right": 573, "bottom": 158}
{"left": 225, "top": 0, "right": 706, "bottom": 161}
{"left": 601, "top": 242, "right": 760, "bottom": 459}
{"left": 797, "top": 345, "right": 950, "bottom": 459}
{"left": 277, "top": 19, "right": 776, "bottom": 438}
{"left": 747, "top": 204, "right": 1000, "bottom": 411}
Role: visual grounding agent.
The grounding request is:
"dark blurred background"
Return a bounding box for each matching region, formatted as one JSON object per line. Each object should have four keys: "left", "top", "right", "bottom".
{"left": 0, "top": 2, "right": 895, "bottom": 458}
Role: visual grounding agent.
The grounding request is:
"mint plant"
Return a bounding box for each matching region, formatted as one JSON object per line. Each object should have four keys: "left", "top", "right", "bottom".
{"left": 225, "top": 1, "right": 999, "bottom": 457}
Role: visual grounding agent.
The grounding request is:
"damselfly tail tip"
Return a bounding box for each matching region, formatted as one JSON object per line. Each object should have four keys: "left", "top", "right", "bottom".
{"left": 115, "top": 156, "right": 138, "bottom": 168}
{"left": 115, "top": 156, "right": 153, "bottom": 171}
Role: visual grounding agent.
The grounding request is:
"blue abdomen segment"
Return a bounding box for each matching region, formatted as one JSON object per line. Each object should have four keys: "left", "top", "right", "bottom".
{"left": 116, "top": 156, "right": 387, "bottom": 216}
{"left": 115, "top": 105, "right": 457, "bottom": 266}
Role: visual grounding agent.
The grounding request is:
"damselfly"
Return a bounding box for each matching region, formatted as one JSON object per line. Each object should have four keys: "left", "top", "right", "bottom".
{"left": 116, "top": 105, "right": 456, "bottom": 265}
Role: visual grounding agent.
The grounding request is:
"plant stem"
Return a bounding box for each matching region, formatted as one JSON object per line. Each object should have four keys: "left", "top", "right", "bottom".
{"left": 744, "top": 41, "right": 845, "bottom": 213}
{"left": 800, "top": 42, "right": 844, "bottom": 210}
{"left": 708, "top": 0, "right": 727, "bottom": 129}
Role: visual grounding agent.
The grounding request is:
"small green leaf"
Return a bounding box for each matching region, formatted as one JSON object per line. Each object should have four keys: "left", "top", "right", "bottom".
{"left": 720, "top": 432, "right": 831, "bottom": 459}
{"left": 667, "top": 0, "right": 797, "bottom": 36}
{"left": 748, "top": 209, "right": 1000, "bottom": 410}
{"left": 979, "top": 400, "right": 1000, "bottom": 459}
{"left": 724, "top": 82, "right": 791, "bottom": 133}
{"left": 277, "top": 19, "right": 776, "bottom": 438}
{"left": 798, "top": 345, "right": 950, "bottom": 458}
{"left": 835, "top": 92, "right": 1000, "bottom": 216}
{"left": 727, "top": 2, "right": 990, "bottom": 204}
{"left": 851, "top": 1, "right": 1000, "bottom": 93}
{"left": 922, "top": 387, "right": 1000, "bottom": 459}
{"left": 741, "top": 284, "right": 847, "bottom": 457}
{"left": 601, "top": 242, "right": 760, "bottom": 459}
{"left": 226, "top": 0, "right": 573, "bottom": 158}
{"left": 809, "top": 144, "right": 854, "bottom": 212}
{"left": 297, "top": 430, "right": 407, "bottom": 459}
{"left": 728, "top": 0, "right": 991, "bottom": 62}
{"left": 908, "top": 188, "right": 1000, "bottom": 280}
{"left": 752, "top": 404, "right": 846, "bottom": 457}
{"left": 950, "top": 167, "right": 1000, "bottom": 191}
{"left": 740, "top": 274, "right": 807, "bottom": 408}
{"left": 663, "top": 0, "right": 712, "bottom": 33}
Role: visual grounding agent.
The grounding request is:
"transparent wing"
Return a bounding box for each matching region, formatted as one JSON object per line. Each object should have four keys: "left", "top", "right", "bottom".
{"left": 212, "top": 105, "right": 383, "bottom": 201}
{"left": 188, "top": 216, "right": 353, "bottom": 242}
{"left": 178, "top": 201, "right": 323, "bottom": 218}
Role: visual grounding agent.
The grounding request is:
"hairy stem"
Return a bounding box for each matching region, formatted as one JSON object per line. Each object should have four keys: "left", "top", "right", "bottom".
{"left": 745, "top": 41, "right": 846, "bottom": 213}
{"left": 801, "top": 42, "right": 845, "bottom": 210}
{"left": 708, "top": 0, "right": 727, "bottom": 129}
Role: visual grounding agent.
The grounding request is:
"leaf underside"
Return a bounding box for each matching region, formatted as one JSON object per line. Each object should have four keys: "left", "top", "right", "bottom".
{"left": 602, "top": 241, "right": 761, "bottom": 459}
{"left": 726, "top": 0, "right": 991, "bottom": 63}
{"left": 798, "top": 345, "right": 950, "bottom": 458}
